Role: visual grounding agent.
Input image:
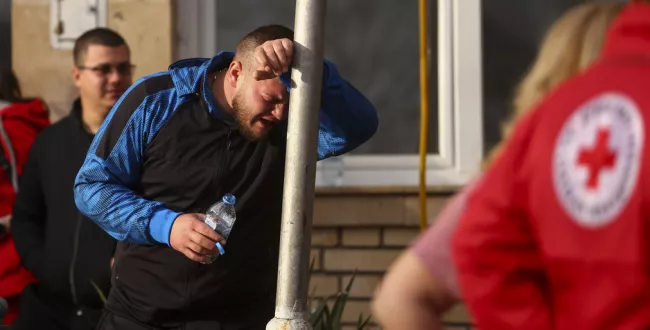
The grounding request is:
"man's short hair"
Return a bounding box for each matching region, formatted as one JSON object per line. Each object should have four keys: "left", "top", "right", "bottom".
{"left": 235, "top": 25, "right": 294, "bottom": 65}
{"left": 0, "top": 68, "right": 22, "bottom": 102}
{"left": 73, "top": 28, "right": 129, "bottom": 66}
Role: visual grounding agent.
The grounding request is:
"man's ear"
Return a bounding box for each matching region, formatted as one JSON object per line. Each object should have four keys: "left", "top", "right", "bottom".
{"left": 72, "top": 66, "right": 82, "bottom": 88}
{"left": 227, "top": 60, "right": 244, "bottom": 87}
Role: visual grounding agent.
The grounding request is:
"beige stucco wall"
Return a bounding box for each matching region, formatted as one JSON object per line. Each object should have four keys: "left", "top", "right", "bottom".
{"left": 12, "top": 0, "right": 173, "bottom": 122}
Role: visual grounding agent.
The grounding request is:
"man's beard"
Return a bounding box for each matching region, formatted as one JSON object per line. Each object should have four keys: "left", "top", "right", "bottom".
{"left": 231, "top": 89, "right": 269, "bottom": 141}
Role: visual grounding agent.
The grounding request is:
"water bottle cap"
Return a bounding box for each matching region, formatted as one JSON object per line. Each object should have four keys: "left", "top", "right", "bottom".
{"left": 222, "top": 194, "right": 236, "bottom": 205}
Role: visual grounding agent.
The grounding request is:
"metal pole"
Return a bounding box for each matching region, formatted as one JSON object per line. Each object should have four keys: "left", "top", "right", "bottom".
{"left": 266, "top": 0, "right": 326, "bottom": 329}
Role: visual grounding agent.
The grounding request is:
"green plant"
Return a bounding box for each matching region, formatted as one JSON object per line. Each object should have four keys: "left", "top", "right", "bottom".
{"left": 308, "top": 259, "right": 372, "bottom": 330}
{"left": 90, "top": 279, "right": 108, "bottom": 304}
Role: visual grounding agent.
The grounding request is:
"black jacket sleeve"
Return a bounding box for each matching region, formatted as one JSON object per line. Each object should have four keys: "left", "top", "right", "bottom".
{"left": 11, "top": 138, "right": 46, "bottom": 280}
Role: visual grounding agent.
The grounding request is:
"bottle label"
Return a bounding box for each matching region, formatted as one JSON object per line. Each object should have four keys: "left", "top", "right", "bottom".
{"left": 205, "top": 217, "right": 217, "bottom": 230}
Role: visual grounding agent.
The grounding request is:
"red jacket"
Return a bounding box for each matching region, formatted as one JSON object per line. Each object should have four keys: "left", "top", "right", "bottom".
{"left": 0, "top": 98, "right": 49, "bottom": 324}
{"left": 452, "top": 4, "right": 650, "bottom": 330}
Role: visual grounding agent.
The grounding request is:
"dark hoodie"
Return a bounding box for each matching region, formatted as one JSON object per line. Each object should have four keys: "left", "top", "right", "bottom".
{"left": 11, "top": 100, "right": 116, "bottom": 330}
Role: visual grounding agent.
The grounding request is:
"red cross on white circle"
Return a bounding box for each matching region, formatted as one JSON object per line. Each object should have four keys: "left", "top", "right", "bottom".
{"left": 552, "top": 92, "right": 644, "bottom": 228}
{"left": 576, "top": 128, "right": 617, "bottom": 190}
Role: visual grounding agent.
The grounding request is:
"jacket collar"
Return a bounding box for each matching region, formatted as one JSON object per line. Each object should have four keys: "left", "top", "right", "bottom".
{"left": 70, "top": 98, "right": 83, "bottom": 125}
{"left": 602, "top": 3, "right": 650, "bottom": 59}
{"left": 168, "top": 51, "right": 235, "bottom": 119}
{"left": 167, "top": 51, "right": 293, "bottom": 120}
{"left": 69, "top": 98, "right": 95, "bottom": 137}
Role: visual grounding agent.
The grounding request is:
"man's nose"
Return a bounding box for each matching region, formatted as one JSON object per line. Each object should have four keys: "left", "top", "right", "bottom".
{"left": 107, "top": 70, "right": 123, "bottom": 84}
{"left": 271, "top": 106, "right": 286, "bottom": 121}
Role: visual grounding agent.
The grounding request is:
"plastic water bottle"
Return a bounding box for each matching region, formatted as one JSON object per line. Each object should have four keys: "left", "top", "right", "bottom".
{"left": 201, "top": 193, "right": 237, "bottom": 264}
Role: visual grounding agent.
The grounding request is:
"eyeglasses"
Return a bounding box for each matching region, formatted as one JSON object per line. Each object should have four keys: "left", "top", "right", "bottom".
{"left": 77, "top": 62, "right": 135, "bottom": 76}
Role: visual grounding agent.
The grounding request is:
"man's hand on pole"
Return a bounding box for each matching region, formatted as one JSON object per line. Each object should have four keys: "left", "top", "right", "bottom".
{"left": 253, "top": 38, "right": 294, "bottom": 80}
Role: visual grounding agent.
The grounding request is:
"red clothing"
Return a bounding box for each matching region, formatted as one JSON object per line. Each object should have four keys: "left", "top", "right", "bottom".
{"left": 0, "top": 99, "right": 49, "bottom": 324}
{"left": 452, "top": 4, "right": 650, "bottom": 330}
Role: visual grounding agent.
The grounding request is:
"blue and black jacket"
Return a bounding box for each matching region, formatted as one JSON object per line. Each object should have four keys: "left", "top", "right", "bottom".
{"left": 72, "top": 51, "right": 377, "bottom": 326}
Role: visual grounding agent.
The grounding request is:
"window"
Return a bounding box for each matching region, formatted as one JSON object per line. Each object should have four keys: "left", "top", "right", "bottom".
{"left": 217, "top": 0, "right": 440, "bottom": 156}
{"left": 175, "top": 0, "right": 483, "bottom": 187}
{"left": 482, "top": 0, "right": 589, "bottom": 155}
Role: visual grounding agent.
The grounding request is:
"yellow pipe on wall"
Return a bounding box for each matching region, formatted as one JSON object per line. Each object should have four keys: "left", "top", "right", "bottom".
{"left": 418, "top": 0, "right": 429, "bottom": 231}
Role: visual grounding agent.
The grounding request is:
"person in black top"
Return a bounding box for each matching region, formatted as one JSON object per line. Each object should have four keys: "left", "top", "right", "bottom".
{"left": 11, "top": 28, "right": 134, "bottom": 330}
{"left": 74, "top": 24, "right": 378, "bottom": 329}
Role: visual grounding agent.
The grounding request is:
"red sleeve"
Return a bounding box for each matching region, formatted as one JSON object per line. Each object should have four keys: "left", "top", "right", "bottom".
{"left": 1, "top": 100, "right": 49, "bottom": 174}
{"left": 451, "top": 111, "right": 552, "bottom": 330}
{"left": 0, "top": 100, "right": 49, "bottom": 215}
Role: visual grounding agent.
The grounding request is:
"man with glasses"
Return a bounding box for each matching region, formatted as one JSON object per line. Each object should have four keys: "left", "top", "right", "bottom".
{"left": 11, "top": 28, "right": 132, "bottom": 330}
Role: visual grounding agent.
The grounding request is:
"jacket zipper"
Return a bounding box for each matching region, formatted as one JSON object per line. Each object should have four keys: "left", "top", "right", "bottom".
{"left": 208, "top": 128, "right": 232, "bottom": 206}
{"left": 218, "top": 128, "right": 233, "bottom": 186}
{"left": 185, "top": 129, "right": 233, "bottom": 314}
{"left": 69, "top": 129, "right": 94, "bottom": 316}
{"left": 69, "top": 212, "right": 83, "bottom": 314}
{"left": 226, "top": 128, "right": 232, "bottom": 151}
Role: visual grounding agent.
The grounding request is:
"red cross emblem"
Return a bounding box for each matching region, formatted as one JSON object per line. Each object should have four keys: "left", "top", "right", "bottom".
{"left": 576, "top": 128, "right": 617, "bottom": 190}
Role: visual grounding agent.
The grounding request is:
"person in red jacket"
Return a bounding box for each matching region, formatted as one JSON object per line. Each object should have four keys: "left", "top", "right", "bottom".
{"left": 371, "top": 3, "right": 623, "bottom": 329}
{"left": 452, "top": 2, "right": 650, "bottom": 329}
{"left": 0, "top": 68, "right": 50, "bottom": 324}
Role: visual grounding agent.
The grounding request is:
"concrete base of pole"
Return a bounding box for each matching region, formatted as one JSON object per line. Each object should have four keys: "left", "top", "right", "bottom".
{"left": 266, "top": 318, "right": 313, "bottom": 330}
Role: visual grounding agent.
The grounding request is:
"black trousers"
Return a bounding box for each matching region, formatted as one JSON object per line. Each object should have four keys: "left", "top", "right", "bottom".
{"left": 95, "top": 309, "right": 272, "bottom": 330}
{"left": 11, "top": 285, "right": 103, "bottom": 330}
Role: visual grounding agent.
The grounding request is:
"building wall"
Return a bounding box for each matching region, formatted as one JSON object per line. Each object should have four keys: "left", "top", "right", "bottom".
{"left": 12, "top": 0, "right": 173, "bottom": 122}
{"left": 312, "top": 189, "right": 472, "bottom": 329}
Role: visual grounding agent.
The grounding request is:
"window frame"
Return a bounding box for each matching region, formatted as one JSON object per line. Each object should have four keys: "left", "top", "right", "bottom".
{"left": 317, "top": 0, "right": 483, "bottom": 187}
{"left": 173, "top": 0, "right": 218, "bottom": 60}
{"left": 175, "top": 0, "right": 483, "bottom": 187}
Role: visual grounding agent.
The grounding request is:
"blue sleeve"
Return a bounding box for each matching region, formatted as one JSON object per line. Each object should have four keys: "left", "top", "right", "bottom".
{"left": 316, "top": 60, "right": 378, "bottom": 160}
{"left": 74, "top": 73, "right": 182, "bottom": 246}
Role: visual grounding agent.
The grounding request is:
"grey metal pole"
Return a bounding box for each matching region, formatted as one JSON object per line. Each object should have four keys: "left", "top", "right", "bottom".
{"left": 266, "top": 0, "right": 327, "bottom": 329}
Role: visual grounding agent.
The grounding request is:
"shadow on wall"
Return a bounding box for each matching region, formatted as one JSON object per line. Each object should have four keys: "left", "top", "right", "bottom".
{"left": 0, "top": 0, "right": 11, "bottom": 68}
{"left": 48, "top": 84, "right": 81, "bottom": 121}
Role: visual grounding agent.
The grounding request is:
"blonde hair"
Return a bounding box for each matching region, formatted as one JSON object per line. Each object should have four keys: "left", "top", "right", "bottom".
{"left": 482, "top": 2, "right": 623, "bottom": 170}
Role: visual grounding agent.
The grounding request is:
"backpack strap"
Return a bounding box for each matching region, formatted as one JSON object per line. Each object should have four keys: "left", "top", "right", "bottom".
{"left": 0, "top": 115, "right": 18, "bottom": 192}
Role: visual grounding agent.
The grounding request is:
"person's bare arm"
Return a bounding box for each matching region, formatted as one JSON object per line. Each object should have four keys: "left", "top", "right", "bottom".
{"left": 372, "top": 251, "right": 457, "bottom": 330}
{"left": 373, "top": 177, "right": 477, "bottom": 329}
{"left": 0, "top": 214, "right": 9, "bottom": 238}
